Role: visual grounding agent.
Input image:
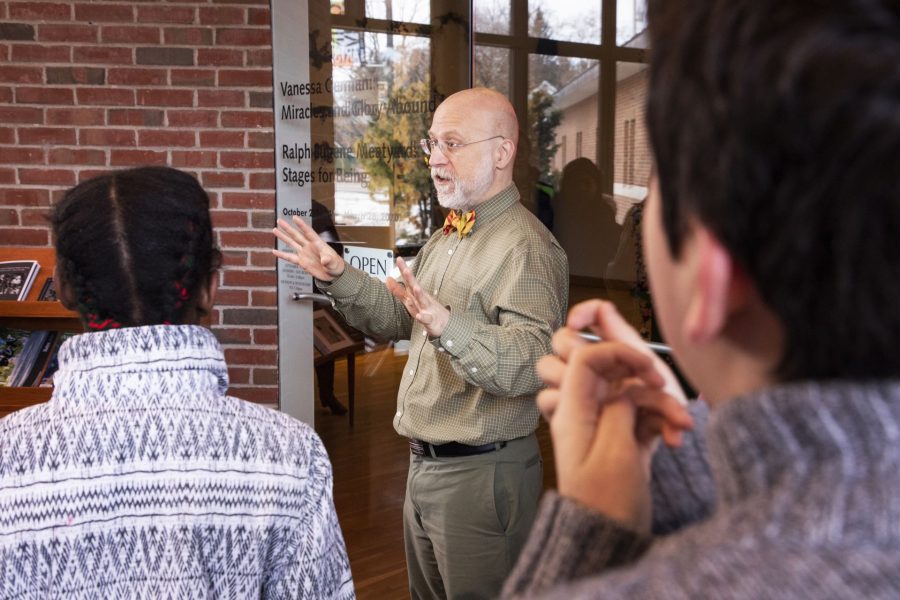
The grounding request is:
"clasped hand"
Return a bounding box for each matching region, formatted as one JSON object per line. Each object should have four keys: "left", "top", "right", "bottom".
{"left": 537, "top": 300, "right": 693, "bottom": 533}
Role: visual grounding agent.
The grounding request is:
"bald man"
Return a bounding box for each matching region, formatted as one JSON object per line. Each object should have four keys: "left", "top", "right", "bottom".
{"left": 274, "top": 88, "right": 569, "bottom": 599}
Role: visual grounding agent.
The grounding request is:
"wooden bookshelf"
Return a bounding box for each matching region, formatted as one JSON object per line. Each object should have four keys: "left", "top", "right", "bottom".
{"left": 0, "top": 247, "right": 81, "bottom": 416}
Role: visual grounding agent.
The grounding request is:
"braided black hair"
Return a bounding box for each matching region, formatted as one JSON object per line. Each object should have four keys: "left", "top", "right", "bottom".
{"left": 50, "top": 166, "right": 222, "bottom": 330}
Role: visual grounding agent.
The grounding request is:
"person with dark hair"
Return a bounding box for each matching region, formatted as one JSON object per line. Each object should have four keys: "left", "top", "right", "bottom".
{"left": 0, "top": 166, "right": 354, "bottom": 598}
{"left": 502, "top": 0, "right": 900, "bottom": 598}
{"left": 275, "top": 87, "right": 569, "bottom": 599}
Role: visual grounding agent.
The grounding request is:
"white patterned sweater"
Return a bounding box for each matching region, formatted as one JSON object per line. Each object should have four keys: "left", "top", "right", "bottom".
{"left": 0, "top": 325, "right": 355, "bottom": 599}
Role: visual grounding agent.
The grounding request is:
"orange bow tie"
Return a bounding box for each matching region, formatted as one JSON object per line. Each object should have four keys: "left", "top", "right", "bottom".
{"left": 442, "top": 209, "right": 476, "bottom": 238}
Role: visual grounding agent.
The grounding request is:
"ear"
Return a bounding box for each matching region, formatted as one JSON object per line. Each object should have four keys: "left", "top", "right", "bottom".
{"left": 495, "top": 139, "right": 515, "bottom": 170}
{"left": 682, "top": 226, "right": 740, "bottom": 343}
{"left": 196, "top": 271, "right": 218, "bottom": 318}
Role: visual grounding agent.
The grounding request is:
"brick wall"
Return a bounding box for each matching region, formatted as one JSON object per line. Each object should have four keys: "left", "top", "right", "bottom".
{"left": 0, "top": 0, "right": 279, "bottom": 403}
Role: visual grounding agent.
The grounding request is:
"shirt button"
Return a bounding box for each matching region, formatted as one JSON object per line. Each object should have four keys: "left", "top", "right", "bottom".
{"left": 471, "top": 367, "right": 478, "bottom": 373}
{"left": 395, "top": 411, "right": 402, "bottom": 417}
{"left": 445, "top": 340, "right": 453, "bottom": 348}
{"left": 433, "top": 289, "right": 438, "bottom": 295}
{"left": 438, "top": 347, "right": 445, "bottom": 353}
{"left": 447, "top": 249, "right": 453, "bottom": 255}
{"left": 408, "top": 370, "right": 414, "bottom": 376}
{"left": 325, "top": 291, "right": 333, "bottom": 296}
{"left": 421, "top": 330, "right": 427, "bottom": 337}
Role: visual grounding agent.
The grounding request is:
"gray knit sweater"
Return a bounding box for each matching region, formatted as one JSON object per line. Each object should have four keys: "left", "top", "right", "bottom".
{"left": 502, "top": 381, "right": 900, "bottom": 598}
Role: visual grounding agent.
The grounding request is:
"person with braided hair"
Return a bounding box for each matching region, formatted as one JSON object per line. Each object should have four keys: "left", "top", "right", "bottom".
{"left": 0, "top": 166, "right": 355, "bottom": 599}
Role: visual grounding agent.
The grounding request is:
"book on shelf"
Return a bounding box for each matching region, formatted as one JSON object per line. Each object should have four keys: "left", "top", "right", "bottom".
{"left": 38, "top": 277, "right": 57, "bottom": 301}
{"left": 0, "top": 328, "right": 68, "bottom": 388}
{"left": 0, "top": 260, "right": 40, "bottom": 301}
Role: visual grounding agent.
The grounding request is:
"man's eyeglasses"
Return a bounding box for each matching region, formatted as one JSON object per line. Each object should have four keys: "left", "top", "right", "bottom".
{"left": 419, "top": 135, "right": 505, "bottom": 157}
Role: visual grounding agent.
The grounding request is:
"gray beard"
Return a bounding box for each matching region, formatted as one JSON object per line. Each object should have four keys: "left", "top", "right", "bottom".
{"left": 433, "top": 166, "right": 494, "bottom": 211}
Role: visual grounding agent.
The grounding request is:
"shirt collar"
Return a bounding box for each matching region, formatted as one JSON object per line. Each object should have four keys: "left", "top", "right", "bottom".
{"left": 468, "top": 183, "right": 520, "bottom": 235}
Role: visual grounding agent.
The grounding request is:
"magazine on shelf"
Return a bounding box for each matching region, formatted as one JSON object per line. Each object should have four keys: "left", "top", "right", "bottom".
{"left": 0, "top": 328, "right": 62, "bottom": 388}
{"left": 0, "top": 328, "right": 33, "bottom": 386}
{"left": 0, "top": 260, "right": 40, "bottom": 301}
{"left": 38, "top": 332, "right": 73, "bottom": 388}
{"left": 38, "top": 277, "right": 57, "bottom": 301}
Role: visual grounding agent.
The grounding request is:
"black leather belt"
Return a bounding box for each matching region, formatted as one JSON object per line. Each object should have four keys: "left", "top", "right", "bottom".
{"left": 409, "top": 439, "right": 507, "bottom": 458}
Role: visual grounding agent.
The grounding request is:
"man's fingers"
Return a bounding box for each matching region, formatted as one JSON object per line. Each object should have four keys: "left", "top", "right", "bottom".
{"left": 550, "top": 327, "right": 591, "bottom": 362}
{"left": 536, "top": 389, "right": 560, "bottom": 421}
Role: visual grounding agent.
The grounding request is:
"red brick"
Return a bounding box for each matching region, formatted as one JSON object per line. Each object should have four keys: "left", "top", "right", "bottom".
{"left": 211, "top": 210, "right": 249, "bottom": 228}
{"left": 199, "top": 6, "right": 244, "bottom": 25}
{"left": 167, "top": 109, "right": 218, "bottom": 127}
{"left": 39, "top": 24, "right": 98, "bottom": 43}
{"left": 249, "top": 249, "right": 276, "bottom": 267}
{"left": 79, "top": 128, "right": 136, "bottom": 146}
{"left": 198, "top": 89, "right": 243, "bottom": 107}
{"left": 200, "top": 130, "right": 243, "bottom": 148}
{"left": 221, "top": 250, "right": 248, "bottom": 267}
{"left": 0, "top": 107, "right": 43, "bottom": 124}
{"left": 108, "top": 108, "right": 163, "bottom": 126}
{"left": 18, "top": 168, "right": 76, "bottom": 185}
{"left": 0, "top": 209, "right": 18, "bottom": 226}
{"left": 225, "top": 348, "right": 277, "bottom": 364}
{"left": 229, "top": 387, "right": 277, "bottom": 404}
{"left": 11, "top": 44, "right": 70, "bottom": 63}
{"left": 0, "top": 88, "right": 11, "bottom": 104}
{"left": 249, "top": 172, "right": 275, "bottom": 189}
{"left": 214, "top": 327, "right": 252, "bottom": 344}
{"left": 220, "top": 150, "right": 273, "bottom": 169}
{"left": 202, "top": 171, "right": 244, "bottom": 188}
{"left": 19, "top": 127, "right": 75, "bottom": 145}
{"left": 213, "top": 288, "right": 249, "bottom": 306}
{"left": 46, "top": 66, "right": 105, "bottom": 85}
{"left": 0, "top": 168, "right": 15, "bottom": 184}
{"left": 75, "top": 4, "right": 134, "bottom": 22}
{"left": 249, "top": 212, "right": 274, "bottom": 230}
{"left": 137, "top": 88, "right": 193, "bottom": 107}
{"left": 137, "top": 6, "right": 195, "bottom": 24}
{"left": 107, "top": 67, "right": 167, "bottom": 86}
{"left": 219, "top": 232, "right": 275, "bottom": 250}
{"left": 0, "top": 128, "right": 13, "bottom": 144}
{"left": 251, "top": 289, "right": 277, "bottom": 305}
{"left": 218, "top": 69, "right": 271, "bottom": 87}
{"left": 221, "top": 192, "right": 273, "bottom": 209}
{"left": 171, "top": 68, "right": 215, "bottom": 87}
{"left": 47, "top": 107, "right": 105, "bottom": 125}
{"left": 110, "top": 149, "right": 167, "bottom": 166}
{"left": 0, "top": 24, "right": 35, "bottom": 41}
{"left": 252, "top": 368, "right": 277, "bottom": 385}
{"left": 0, "top": 228, "right": 49, "bottom": 245}
{"left": 73, "top": 46, "right": 132, "bottom": 64}
{"left": 197, "top": 48, "right": 242, "bottom": 67}
{"left": 16, "top": 87, "right": 73, "bottom": 105}
{"left": 253, "top": 328, "right": 277, "bottom": 345}
{"left": 21, "top": 208, "right": 53, "bottom": 226}
{"left": 170, "top": 150, "right": 217, "bottom": 168}
{"left": 248, "top": 91, "right": 271, "bottom": 108}
{"left": 164, "top": 27, "right": 212, "bottom": 46}
{"left": 247, "top": 8, "right": 270, "bottom": 26}
{"left": 246, "top": 48, "right": 272, "bottom": 67}
{"left": 0, "top": 188, "right": 49, "bottom": 206}
{"left": 135, "top": 46, "right": 193, "bottom": 66}
{"left": 215, "top": 28, "right": 270, "bottom": 46}
{"left": 9, "top": 2, "right": 72, "bottom": 20}
{"left": 0, "top": 66, "right": 42, "bottom": 84}
{"left": 221, "top": 111, "right": 272, "bottom": 129}
{"left": 138, "top": 129, "right": 195, "bottom": 147}
{"left": 49, "top": 147, "right": 106, "bottom": 165}
{"left": 225, "top": 367, "right": 250, "bottom": 385}
{"left": 77, "top": 88, "right": 134, "bottom": 106}
{"left": 76, "top": 169, "right": 111, "bottom": 182}
{"left": 2, "top": 146, "right": 45, "bottom": 163}
{"left": 247, "top": 131, "right": 273, "bottom": 149}
{"left": 102, "top": 26, "right": 160, "bottom": 45}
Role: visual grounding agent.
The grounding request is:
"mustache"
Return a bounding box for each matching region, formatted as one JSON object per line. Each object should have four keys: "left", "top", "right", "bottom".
{"left": 431, "top": 168, "right": 456, "bottom": 180}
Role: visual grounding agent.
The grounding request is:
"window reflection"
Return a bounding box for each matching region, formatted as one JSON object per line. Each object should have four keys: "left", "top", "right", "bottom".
{"left": 330, "top": 29, "right": 434, "bottom": 249}
{"left": 529, "top": 1, "right": 600, "bottom": 44}
{"left": 474, "top": 45, "right": 511, "bottom": 98}
{"left": 474, "top": 0, "right": 510, "bottom": 35}
{"left": 616, "top": 0, "right": 648, "bottom": 47}
{"left": 365, "top": 0, "right": 430, "bottom": 25}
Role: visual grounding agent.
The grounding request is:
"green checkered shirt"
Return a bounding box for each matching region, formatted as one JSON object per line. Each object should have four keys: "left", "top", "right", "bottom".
{"left": 319, "top": 184, "right": 569, "bottom": 445}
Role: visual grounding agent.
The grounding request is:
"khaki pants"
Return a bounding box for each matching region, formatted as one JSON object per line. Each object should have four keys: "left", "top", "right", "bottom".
{"left": 403, "top": 434, "right": 542, "bottom": 600}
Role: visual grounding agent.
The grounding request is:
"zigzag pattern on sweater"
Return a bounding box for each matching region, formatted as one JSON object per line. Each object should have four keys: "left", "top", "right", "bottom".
{"left": 0, "top": 325, "right": 354, "bottom": 599}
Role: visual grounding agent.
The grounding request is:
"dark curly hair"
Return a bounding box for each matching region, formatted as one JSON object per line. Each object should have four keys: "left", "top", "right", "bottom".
{"left": 50, "top": 166, "right": 222, "bottom": 330}
{"left": 646, "top": 0, "right": 900, "bottom": 381}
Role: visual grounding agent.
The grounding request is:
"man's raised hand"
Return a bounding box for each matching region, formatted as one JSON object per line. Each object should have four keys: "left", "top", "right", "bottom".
{"left": 272, "top": 216, "right": 345, "bottom": 281}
